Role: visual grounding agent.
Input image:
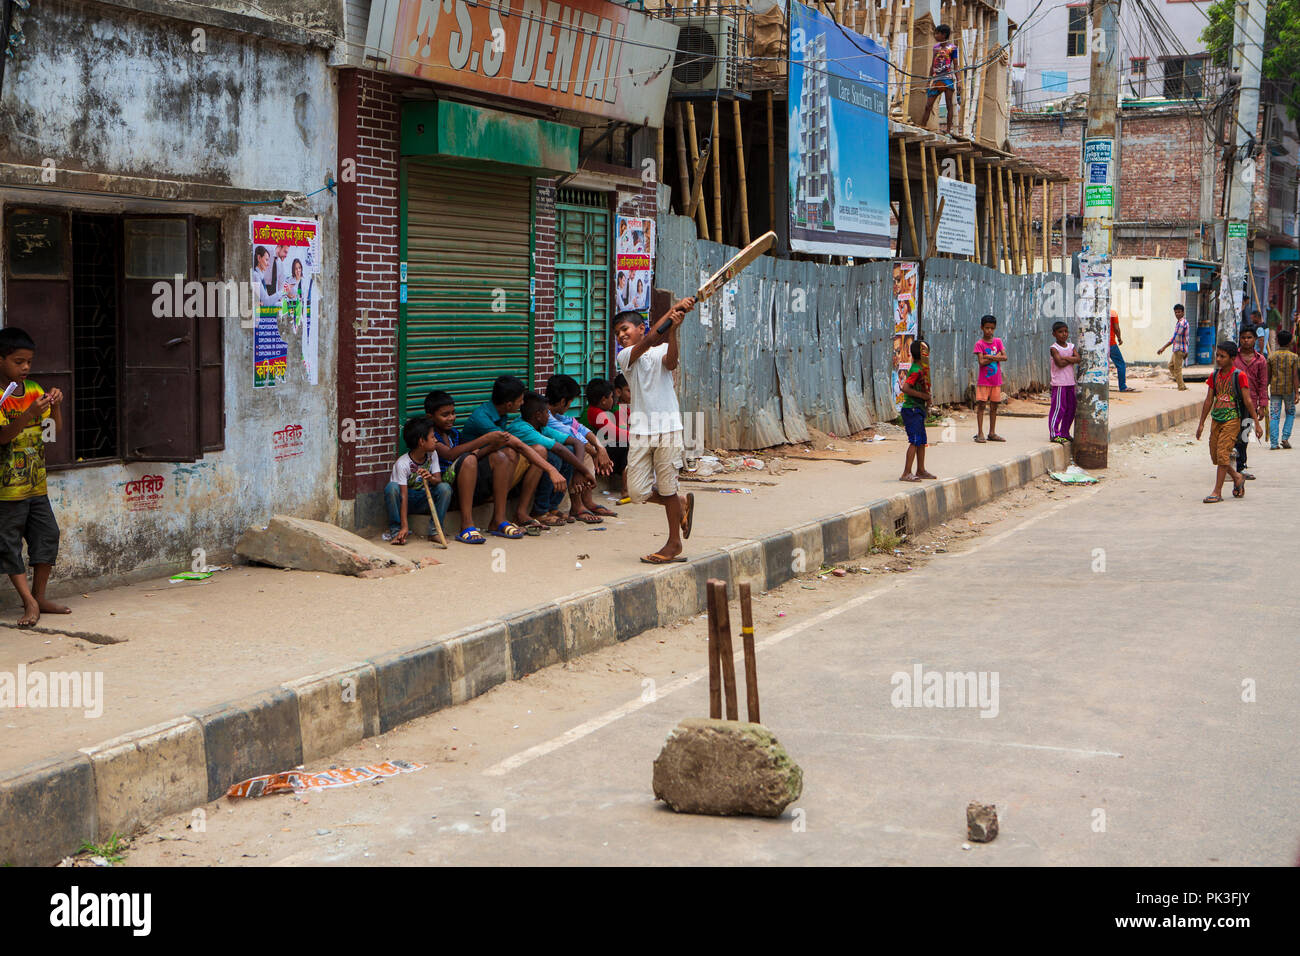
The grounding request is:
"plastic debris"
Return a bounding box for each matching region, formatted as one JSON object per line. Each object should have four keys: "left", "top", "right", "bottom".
{"left": 1049, "top": 465, "right": 1100, "bottom": 485}
{"left": 169, "top": 571, "right": 212, "bottom": 582}
{"left": 715, "top": 487, "right": 753, "bottom": 494}
{"left": 226, "top": 760, "right": 424, "bottom": 798}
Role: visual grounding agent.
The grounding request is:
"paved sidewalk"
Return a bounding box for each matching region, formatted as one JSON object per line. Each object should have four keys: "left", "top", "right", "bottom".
{"left": 0, "top": 385, "right": 1197, "bottom": 772}
{"left": 0, "top": 385, "right": 1202, "bottom": 864}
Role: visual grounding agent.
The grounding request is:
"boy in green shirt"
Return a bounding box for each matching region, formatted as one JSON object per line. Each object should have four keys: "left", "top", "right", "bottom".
{"left": 0, "top": 327, "right": 68, "bottom": 626}
{"left": 899, "top": 340, "right": 936, "bottom": 482}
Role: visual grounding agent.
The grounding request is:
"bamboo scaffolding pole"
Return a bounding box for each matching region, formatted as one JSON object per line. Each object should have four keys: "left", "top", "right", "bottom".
{"left": 656, "top": 125, "right": 664, "bottom": 195}
{"left": 993, "top": 162, "right": 1003, "bottom": 270}
{"left": 766, "top": 90, "right": 776, "bottom": 239}
{"left": 973, "top": 10, "right": 992, "bottom": 143}
{"left": 899, "top": 138, "right": 920, "bottom": 256}
{"left": 732, "top": 100, "right": 751, "bottom": 246}
{"left": 1021, "top": 174, "right": 1032, "bottom": 274}
{"left": 918, "top": 139, "right": 933, "bottom": 239}
{"left": 711, "top": 98, "right": 723, "bottom": 243}
{"left": 1004, "top": 167, "right": 1020, "bottom": 275}
{"left": 931, "top": 146, "right": 942, "bottom": 255}
{"left": 925, "top": 196, "right": 947, "bottom": 259}
{"left": 673, "top": 102, "right": 690, "bottom": 217}
{"left": 685, "top": 102, "right": 709, "bottom": 239}
{"left": 686, "top": 142, "right": 710, "bottom": 221}
{"left": 1042, "top": 178, "right": 1049, "bottom": 271}
{"left": 986, "top": 164, "right": 997, "bottom": 270}
{"left": 1061, "top": 178, "right": 1069, "bottom": 271}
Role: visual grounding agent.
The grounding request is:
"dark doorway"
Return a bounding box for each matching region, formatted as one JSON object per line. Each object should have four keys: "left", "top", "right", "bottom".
{"left": 71, "top": 213, "right": 119, "bottom": 461}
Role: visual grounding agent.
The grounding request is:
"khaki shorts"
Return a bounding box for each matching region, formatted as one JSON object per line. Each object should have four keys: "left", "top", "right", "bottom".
{"left": 1209, "top": 419, "right": 1238, "bottom": 466}
{"left": 626, "top": 431, "right": 684, "bottom": 503}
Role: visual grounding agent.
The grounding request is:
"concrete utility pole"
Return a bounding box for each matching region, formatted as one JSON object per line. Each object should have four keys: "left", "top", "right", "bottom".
{"left": 1074, "top": 0, "right": 1120, "bottom": 470}
{"left": 1218, "top": 0, "right": 1268, "bottom": 342}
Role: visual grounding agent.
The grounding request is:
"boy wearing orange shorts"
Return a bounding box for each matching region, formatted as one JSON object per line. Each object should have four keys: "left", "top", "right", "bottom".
{"left": 973, "top": 314, "right": 1007, "bottom": 442}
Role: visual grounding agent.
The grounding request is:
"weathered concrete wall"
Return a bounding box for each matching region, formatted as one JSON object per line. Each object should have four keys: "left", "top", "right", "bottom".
{"left": 1, "top": 0, "right": 335, "bottom": 191}
{"left": 0, "top": 2, "right": 340, "bottom": 595}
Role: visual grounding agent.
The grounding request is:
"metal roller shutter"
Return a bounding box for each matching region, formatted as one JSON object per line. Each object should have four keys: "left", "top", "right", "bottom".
{"left": 401, "top": 163, "right": 533, "bottom": 422}
{"left": 555, "top": 189, "right": 610, "bottom": 383}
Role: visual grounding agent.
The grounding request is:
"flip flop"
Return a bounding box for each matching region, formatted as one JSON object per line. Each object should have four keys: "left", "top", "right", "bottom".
{"left": 973, "top": 435, "right": 987, "bottom": 443}
{"left": 640, "top": 553, "right": 688, "bottom": 564}
{"left": 681, "top": 492, "right": 695, "bottom": 540}
{"left": 899, "top": 475, "right": 922, "bottom": 482}
{"left": 571, "top": 511, "right": 603, "bottom": 524}
{"left": 590, "top": 505, "right": 619, "bottom": 517}
{"left": 1232, "top": 479, "right": 1245, "bottom": 498}
{"left": 1203, "top": 494, "right": 1223, "bottom": 503}
{"left": 456, "top": 526, "right": 487, "bottom": 544}
{"left": 987, "top": 434, "right": 1006, "bottom": 442}
{"left": 487, "top": 522, "right": 523, "bottom": 540}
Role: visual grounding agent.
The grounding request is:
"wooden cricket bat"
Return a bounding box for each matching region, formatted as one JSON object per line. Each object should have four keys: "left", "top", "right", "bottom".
{"left": 420, "top": 475, "right": 448, "bottom": 549}
{"left": 655, "top": 230, "right": 776, "bottom": 335}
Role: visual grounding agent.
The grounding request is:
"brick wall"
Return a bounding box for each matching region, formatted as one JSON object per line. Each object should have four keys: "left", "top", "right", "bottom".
{"left": 1011, "top": 107, "right": 1278, "bottom": 261}
{"left": 338, "top": 69, "right": 401, "bottom": 502}
{"left": 533, "top": 179, "right": 557, "bottom": 384}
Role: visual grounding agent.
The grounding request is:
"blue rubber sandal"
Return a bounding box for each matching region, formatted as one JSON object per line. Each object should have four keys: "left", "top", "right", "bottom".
{"left": 456, "top": 526, "right": 486, "bottom": 544}
{"left": 488, "top": 521, "right": 524, "bottom": 540}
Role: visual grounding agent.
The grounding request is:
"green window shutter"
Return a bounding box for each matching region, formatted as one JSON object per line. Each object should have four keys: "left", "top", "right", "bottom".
{"left": 401, "top": 163, "right": 533, "bottom": 422}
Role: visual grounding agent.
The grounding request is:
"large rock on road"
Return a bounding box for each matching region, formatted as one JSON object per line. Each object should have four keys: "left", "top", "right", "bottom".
{"left": 236, "top": 515, "right": 416, "bottom": 577}
{"left": 653, "top": 718, "right": 803, "bottom": 818}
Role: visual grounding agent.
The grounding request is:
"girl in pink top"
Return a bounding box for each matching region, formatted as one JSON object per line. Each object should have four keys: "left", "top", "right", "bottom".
{"left": 1049, "top": 321, "right": 1081, "bottom": 443}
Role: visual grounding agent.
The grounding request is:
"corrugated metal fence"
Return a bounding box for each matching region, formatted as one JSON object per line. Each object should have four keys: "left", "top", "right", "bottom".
{"left": 655, "top": 212, "right": 1068, "bottom": 450}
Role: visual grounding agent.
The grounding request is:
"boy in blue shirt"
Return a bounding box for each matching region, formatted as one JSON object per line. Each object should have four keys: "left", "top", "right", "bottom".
{"left": 461, "top": 375, "right": 569, "bottom": 531}
{"left": 546, "top": 374, "right": 615, "bottom": 523}
{"left": 518, "top": 392, "right": 594, "bottom": 527}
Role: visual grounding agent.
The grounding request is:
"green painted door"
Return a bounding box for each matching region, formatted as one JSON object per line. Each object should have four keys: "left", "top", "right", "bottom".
{"left": 401, "top": 163, "right": 534, "bottom": 422}
{"left": 554, "top": 189, "right": 609, "bottom": 383}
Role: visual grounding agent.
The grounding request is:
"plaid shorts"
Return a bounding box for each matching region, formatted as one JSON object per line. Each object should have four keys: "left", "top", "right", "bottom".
{"left": 0, "top": 495, "right": 60, "bottom": 575}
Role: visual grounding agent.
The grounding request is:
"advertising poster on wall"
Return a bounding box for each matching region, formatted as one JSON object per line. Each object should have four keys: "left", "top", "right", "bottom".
{"left": 788, "top": 2, "right": 891, "bottom": 258}
{"left": 249, "top": 216, "right": 322, "bottom": 388}
{"left": 614, "top": 216, "right": 654, "bottom": 324}
{"left": 892, "top": 262, "right": 919, "bottom": 409}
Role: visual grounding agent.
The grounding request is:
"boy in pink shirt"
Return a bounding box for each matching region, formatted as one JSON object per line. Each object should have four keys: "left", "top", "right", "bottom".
{"left": 973, "top": 314, "right": 1007, "bottom": 442}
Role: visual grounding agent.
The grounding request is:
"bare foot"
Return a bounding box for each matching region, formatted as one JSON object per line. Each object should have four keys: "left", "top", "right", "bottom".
{"left": 37, "top": 599, "right": 71, "bottom": 614}
{"left": 917, "top": 470, "right": 937, "bottom": 479}
{"left": 17, "top": 598, "right": 39, "bottom": 627}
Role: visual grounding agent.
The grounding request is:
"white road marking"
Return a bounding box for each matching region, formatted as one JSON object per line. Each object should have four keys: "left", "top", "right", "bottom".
{"left": 485, "top": 486, "right": 1100, "bottom": 777}
{"left": 784, "top": 730, "right": 1122, "bottom": 758}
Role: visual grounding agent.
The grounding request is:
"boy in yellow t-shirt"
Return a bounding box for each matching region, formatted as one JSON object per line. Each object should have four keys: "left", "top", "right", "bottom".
{"left": 0, "top": 327, "right": 67, "bottom": 627}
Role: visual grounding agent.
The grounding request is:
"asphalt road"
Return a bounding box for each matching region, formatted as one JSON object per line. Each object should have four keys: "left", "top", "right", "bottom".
{"left": 125, "top": 424, "right": 1299, "bottom": 866}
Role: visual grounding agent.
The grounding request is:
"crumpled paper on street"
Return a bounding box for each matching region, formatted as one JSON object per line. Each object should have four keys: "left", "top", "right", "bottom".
{"left": 226, "top": 760, "right": 424, "bottom": 798}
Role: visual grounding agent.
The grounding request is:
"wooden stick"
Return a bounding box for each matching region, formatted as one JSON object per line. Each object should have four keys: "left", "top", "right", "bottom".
{"left": 899, "top": 138, "right": 920, "bottom": 257}
{"left": 732, "top": 99, "right": 751, "bottom": 246}
{"left": 992, "top": 163, "right": 1005, "bottom": 272}
{"left": 420, "top": 476, "right": 448, "bottom": 548}
{"left": 1061, "top": 178, "right": 1069, "bottom": 271}
{"left": 655, "top": 124, "right": 664, "bottom": 194}
{"left": 1021, "top": 174, "right": 1032, "bottom": 274}
{"left": 711, "top": 98, "right": 723, "bottom": 243}
{"left": 706, "top": 578, "right": 722, "bottom": 719}
{"left": 929, "top": 146, "right": 942, "bottom": 247}
{"left": 673, "top": 102, "right": 690, "bottom": 218}
{"left": 739, "top": 581, "right": 760, "bottom": 724}
{"left": 710, "top": 580, "right": 739, "bottom": 720}
{"left": 925, "top": 195, "right": 946, "bottom": 259}
{"left": 685, "top": 102, "right": 709, "bottom": 239}
{"left": 766, "top": 89, "right": 776, "bottom": 236}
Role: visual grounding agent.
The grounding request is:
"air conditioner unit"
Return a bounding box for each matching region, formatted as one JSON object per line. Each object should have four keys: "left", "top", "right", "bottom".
{"left": 668, "top": 15, "right": 741, "bottom": 98}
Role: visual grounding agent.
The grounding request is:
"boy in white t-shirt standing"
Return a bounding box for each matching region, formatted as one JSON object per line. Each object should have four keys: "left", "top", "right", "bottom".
{"left": 613, "top": 301, "right": 697, "bottom": 564}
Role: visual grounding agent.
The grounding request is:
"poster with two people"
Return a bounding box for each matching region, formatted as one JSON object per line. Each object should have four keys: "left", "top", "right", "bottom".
{"left": 250, "top": 216, "right": 321, "bottom": 388}
{"left": 614, "top": 216, "right": 655, "bottom": 325}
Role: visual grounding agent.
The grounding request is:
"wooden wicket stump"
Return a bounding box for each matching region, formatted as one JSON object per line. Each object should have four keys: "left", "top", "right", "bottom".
{"left": 651, "top": 580, "right": 803, "bottom": 818}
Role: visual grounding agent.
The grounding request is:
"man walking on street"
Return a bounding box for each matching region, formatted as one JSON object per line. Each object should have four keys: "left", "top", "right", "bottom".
{"left": 1267, "top": 329, "right": 1298, "bottom": 450}
{"left": 1157, "top": 303, "right": 1190, "bottom": 390}
{"left": 1110, "top": 310, "right": 1134, "bottom": 393}
{"left": 1233, "top": 325, "right": 1269, "bottom": 478}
